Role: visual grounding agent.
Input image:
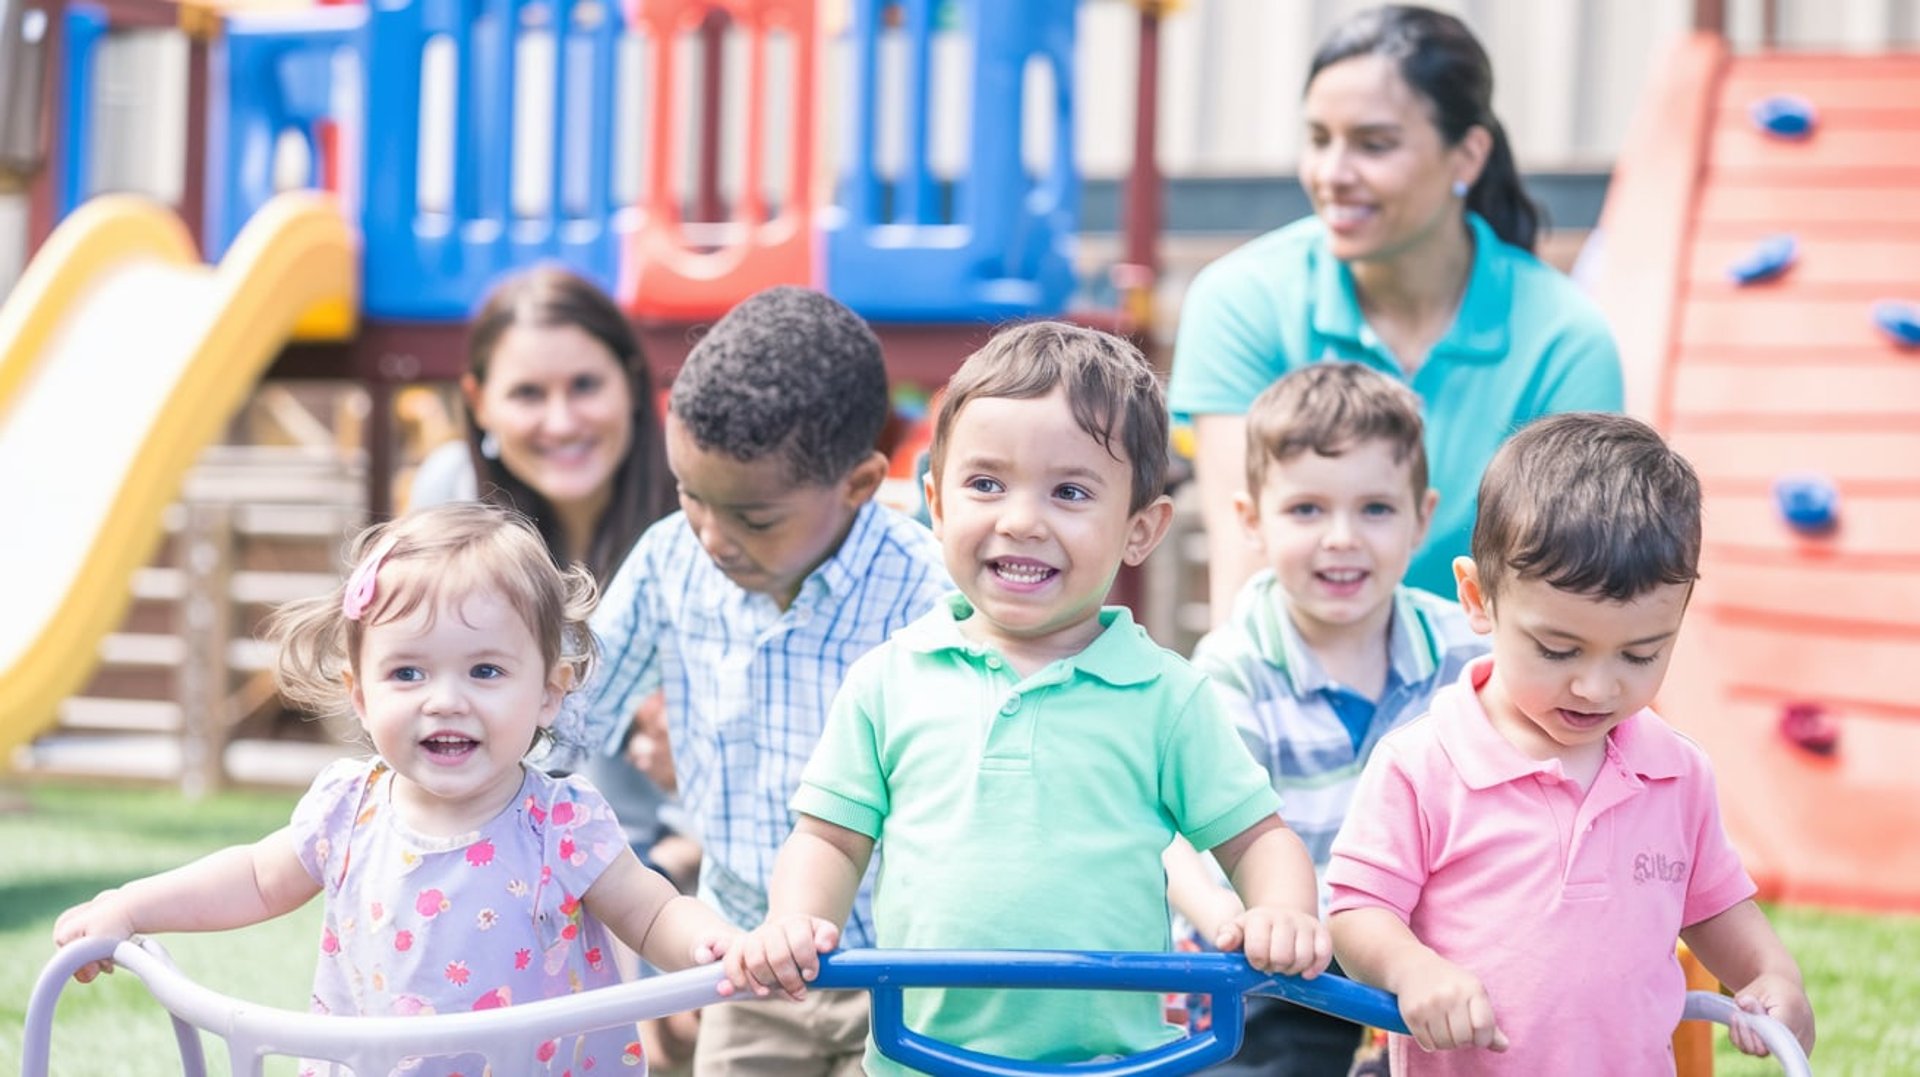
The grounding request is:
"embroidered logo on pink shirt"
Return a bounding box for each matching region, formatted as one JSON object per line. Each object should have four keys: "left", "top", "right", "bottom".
{"left": 1633, "top": 851, "right": 1688, "bottom": 883}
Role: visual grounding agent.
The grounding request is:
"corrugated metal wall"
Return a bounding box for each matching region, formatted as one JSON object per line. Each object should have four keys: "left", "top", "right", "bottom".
{"left": 9, "top": 0, "right": 1920, "bottom": 292}
{"left": 1079, "top": 0, "right": 1920, "bottom": 179}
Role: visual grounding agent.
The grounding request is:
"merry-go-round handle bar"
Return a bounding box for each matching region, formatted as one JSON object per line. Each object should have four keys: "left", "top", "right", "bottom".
{"left": 809, "top": 951, "right": 1812, "bottom": 1077}
{"left": 809, "top": 949, "right": 1408, "bottom": 1077}
{"left": 24, "top": 941, "right": 1811, "bottom": 1077}
{"left": 1683, "top": 992, "right": 1813, "bottom": 1077}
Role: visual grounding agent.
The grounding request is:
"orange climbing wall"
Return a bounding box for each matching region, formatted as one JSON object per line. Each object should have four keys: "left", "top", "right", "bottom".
{"left": 1598, "top": 37, "right": 1920, "bottom": 911}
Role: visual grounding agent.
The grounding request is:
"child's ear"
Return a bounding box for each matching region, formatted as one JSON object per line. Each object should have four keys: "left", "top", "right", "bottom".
{"left": 1454, "top": 556, "right": 1494, "bottom": 635}
{"left": 1233, "top": 490, "right": 1263, "bottom": 551}
{"left": 923, "top": 469, "right": 945, "bottom": 537}
{"left": 344, "top": 670, "right": 369, "bottom": 725}
{"left": 1122, "top": 495, "right": 1176, "bottom": 567}
{"left": 1413, "top": 487, "right": 1440, "bottom": 546}
{"left": 538, "top": 665, "right": 573, "bottom": 728}
{"left": 842, "top": 450, "right": 889, "bottom": 508}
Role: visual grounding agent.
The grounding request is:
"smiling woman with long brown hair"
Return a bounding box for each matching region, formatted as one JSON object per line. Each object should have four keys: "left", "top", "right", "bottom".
{"left": 412, "top": 264, "right": 674, "bottom": 583}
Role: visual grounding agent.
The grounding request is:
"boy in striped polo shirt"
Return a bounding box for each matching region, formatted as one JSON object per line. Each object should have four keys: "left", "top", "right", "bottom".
{"left": 1167, "top": 362, "right": 1485, "bottom": 1077}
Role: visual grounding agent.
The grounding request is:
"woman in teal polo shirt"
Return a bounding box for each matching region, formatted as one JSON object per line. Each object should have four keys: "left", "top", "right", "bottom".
{"left": 1169, "top": 4, "right": 1621, "bottom": 613}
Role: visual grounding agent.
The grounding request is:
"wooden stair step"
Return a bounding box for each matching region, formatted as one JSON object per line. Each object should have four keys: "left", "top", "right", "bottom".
{"left": 160, "top": 502, "right": 358, "bottom": 541}
{"left": 97, "top": 633, "right": 188, "bottom": 669}
{"left": 56, "top": 698, "right": 183, "bottom": 733}
{"left": 130, "top": 569, "right": 338, "bottom": 606}
{"left": 11, "top": 734, "right": 354, "bottom": 790}
{"left": 228, "top": 637, "right": 278, "bottom": 673}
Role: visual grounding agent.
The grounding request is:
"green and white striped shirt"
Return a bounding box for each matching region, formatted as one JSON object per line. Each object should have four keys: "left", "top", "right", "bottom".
{"left": 1191, "top": 571, "right": 1487, "bottom": 909}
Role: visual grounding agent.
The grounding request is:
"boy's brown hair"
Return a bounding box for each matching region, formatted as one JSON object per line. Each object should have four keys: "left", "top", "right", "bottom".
{"left": 1472, "top": 411, "right": 1701, "bottom": 602}
{"left": 930, "top": 322, "right": 1169, "bottom": 514}
{"left": 1243, "top": 362, "right": 1428, "bottom": 501}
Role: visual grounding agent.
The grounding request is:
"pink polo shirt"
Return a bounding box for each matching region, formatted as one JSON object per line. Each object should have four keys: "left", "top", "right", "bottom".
{"left": 1326, "top": 658, "right": 1756, "bottom": 1076}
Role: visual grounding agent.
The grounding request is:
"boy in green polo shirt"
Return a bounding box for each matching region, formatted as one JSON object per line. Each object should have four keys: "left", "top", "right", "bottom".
{"left": 721, "top": 321, "right": 1331, "bottom": 1072}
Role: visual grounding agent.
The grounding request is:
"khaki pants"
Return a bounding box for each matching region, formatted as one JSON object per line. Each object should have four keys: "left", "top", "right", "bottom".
{"left": 692, "top": 989, "right": 869, "bottom": 1077}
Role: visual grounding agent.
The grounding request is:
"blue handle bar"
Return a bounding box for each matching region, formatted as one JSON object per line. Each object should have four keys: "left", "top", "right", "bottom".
{"left": 808, "top": 950, "right": 1407, "bottom": 1077}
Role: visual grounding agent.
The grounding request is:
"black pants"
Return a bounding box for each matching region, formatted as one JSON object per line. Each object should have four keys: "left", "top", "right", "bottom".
{"left": 1203, "top": 989, "right": 1368, "bottom": 1077}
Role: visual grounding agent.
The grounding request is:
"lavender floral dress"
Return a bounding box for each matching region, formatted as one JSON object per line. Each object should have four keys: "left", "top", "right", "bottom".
{"left": 290, "top": 758, "right": 642, "bottom": 1075}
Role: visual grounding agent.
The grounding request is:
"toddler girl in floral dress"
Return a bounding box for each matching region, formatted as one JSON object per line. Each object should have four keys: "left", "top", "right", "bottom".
{"left": 55, "top": 503, "right": 738, "bottom": 1074}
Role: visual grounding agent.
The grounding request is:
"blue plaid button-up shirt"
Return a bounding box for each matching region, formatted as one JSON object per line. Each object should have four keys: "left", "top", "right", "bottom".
{"left": 568, "top": 501, "right": 950, "bottom": 945}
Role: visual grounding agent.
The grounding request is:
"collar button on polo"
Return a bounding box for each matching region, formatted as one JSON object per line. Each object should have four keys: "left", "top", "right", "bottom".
{"left": 984, "top": 655, "right": 1003, "bottom": 671}
{"left": 999, "top": 695, "right": 1020, "bottom": 717}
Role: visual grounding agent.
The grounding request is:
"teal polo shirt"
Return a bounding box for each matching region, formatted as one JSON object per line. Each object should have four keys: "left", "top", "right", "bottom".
{"left": 795, "top": 594, "right": 1281, "bottom": 1074}
{"left": 1168, "top": 213, "right": 1623, "bottom": 596}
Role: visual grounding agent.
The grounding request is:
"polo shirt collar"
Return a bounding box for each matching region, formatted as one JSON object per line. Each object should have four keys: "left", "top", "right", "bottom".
{"left": 1308, "top": 212, "right": 1513, "bottom": 364}
{"left": 1435, "top": 656, "right": 1691, "bottom": 790}
{"left": 1233, "top": 571, "right": 1433, "bottom": 696}
{"left": 902, "top": 592, "right": 1162, "bottom": 686}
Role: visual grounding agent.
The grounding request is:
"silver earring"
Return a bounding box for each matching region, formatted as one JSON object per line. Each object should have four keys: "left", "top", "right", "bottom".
{"left": 1452, "top": 179, "right": 1469, "bottom": 198}
{"left": 480, "top": 432, "right": 501, "bottom": 460}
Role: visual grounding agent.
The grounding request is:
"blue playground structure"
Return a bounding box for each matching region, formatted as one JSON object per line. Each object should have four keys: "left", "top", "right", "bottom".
{"left": 14, "top": 0, "right": 1144, "bottom": 515}
{"left": 55, "top": 0, "right": 1084, "bottom": 324}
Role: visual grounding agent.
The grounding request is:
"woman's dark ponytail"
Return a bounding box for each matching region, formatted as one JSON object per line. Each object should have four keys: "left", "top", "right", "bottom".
{"left": 1306, "top": 4, "right": 1540, "bottom": 252}
{"left": 1466, "top": 117, "right": 1539, "bottom": 251}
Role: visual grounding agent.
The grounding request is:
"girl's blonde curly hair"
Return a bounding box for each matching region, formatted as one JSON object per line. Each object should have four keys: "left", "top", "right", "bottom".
{"left": 268, "top": 503, "right": 598, "bottom": 731}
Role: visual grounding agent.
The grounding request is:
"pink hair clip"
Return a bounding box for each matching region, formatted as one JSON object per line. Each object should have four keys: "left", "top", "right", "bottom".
{"left": 342, "top": 535, "right": 400, "bottom": 622}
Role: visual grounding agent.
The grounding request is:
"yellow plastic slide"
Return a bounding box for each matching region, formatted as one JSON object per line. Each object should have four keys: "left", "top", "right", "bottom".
{"left": 0, "top": 191, "right": 356, "bottom": 758}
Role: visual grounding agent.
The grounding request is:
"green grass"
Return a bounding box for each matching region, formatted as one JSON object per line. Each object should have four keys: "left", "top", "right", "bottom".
{"left": 4, "top": 781, "right": 1919, "bottom": 1075}
{"left": 0, "top": 781, "right": 320, "bottom": 1075}
{"left": 1714, "top": 903, "right": 1920, "bottom": 1075}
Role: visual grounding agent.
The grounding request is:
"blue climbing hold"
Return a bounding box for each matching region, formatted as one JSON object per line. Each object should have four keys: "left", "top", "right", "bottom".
{"left": 1727, "top": 234, "right": 1797, "bottom": 285}
{"left": 1774, "top": 474, "right": 1839, "bottom": 534}
{"left": 1751, "top": 94, "right": 1817, "bottom": 139}
{"left": 1872, "top": 300, "right": 1920, "bottom": 347}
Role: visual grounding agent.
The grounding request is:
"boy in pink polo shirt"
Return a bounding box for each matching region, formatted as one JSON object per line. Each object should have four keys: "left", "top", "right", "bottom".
{"left": 1325, "top": 413, "right": 1814, "bottom": 1074}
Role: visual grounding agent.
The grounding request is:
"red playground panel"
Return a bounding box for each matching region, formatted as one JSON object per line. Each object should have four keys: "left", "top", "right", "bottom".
{"left": 1597, "top": 35, "right": 1920, "bottom": 911}
{"left": 619, "top": 0, "right": 819, "bottom": 321}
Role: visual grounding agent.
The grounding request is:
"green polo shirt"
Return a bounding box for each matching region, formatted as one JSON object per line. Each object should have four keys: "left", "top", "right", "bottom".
{"left": 795, "top": 594, "right": 1281, "bottom": 1074}
{"left": 1168, "top": 212, "right": 1623, "bottom": 596}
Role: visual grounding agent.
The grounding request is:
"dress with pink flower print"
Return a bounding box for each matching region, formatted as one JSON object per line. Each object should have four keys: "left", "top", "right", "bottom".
{"left": 289, "top": 758, "right": 642, "bottom": 1075}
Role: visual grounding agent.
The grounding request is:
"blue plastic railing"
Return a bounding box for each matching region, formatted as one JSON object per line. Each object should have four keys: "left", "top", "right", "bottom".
{"left": 208, "top": 6, "right": 364, "bottom": 260}
{"left": 824, "top": 0, "right": 1078, "bottom": 322}
{"left": 54, "top": 2, "right": 104, "bottom": 219}
{"left": 359, "top": 0, "right": 627, "bottom": 319}
{"left": 204, "top": 0, "right": 629, "bottom": 318}
{"left": 811, "top": 949, "right": 1404, "bottom": 1076}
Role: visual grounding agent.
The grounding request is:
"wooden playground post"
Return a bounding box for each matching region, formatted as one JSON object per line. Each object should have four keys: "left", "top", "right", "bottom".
{"left": 1692, "top": 0, "right": 1778, "bottom": 45}
{"left": 695, "top": 7, "right": 727, "bottom": 224}
{"left": 1117, "top": 0, "right": 1167, "bottom": 335}
{"left": 23, "top": 0, "right": 213, "bottom": 251}
{"left": 20, "top": 0, "right": 60, "bottom": 250}
{"left": 177, "top": 500, "right": 235, "bottom": 797}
